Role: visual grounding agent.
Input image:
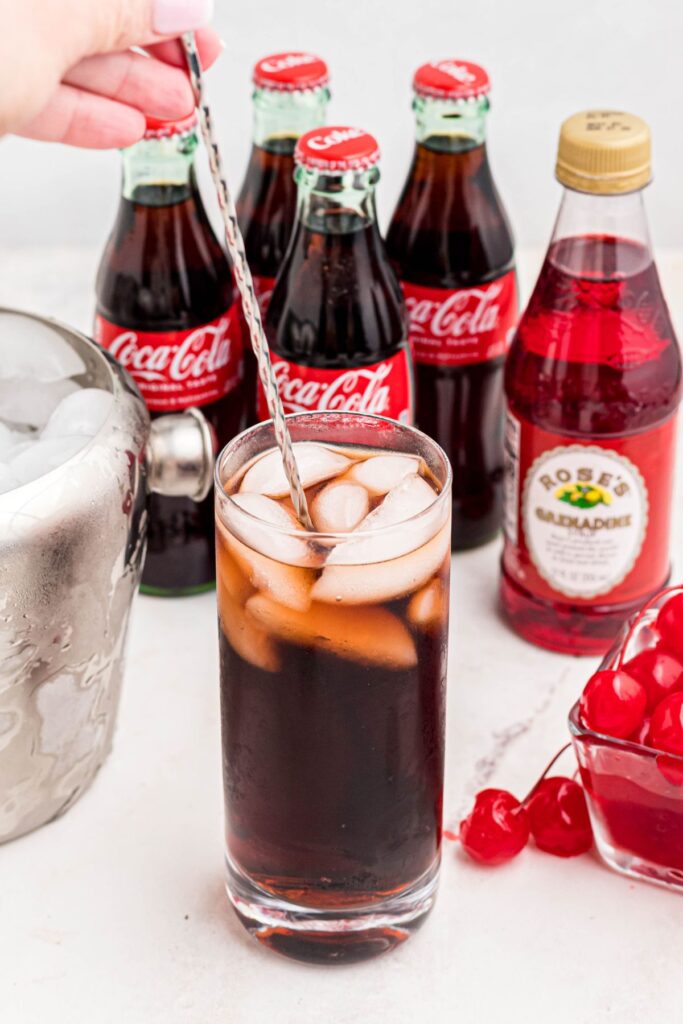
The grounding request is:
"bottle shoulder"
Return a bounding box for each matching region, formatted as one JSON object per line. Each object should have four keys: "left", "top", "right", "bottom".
{"left": 96, "top": 195, "right": 234, "bottom": 329}
{"left": 386, "top": 146, "right": 515, "bottom": 287}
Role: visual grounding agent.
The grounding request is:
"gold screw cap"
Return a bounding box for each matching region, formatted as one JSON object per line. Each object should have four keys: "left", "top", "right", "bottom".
{"left": 555, "top": 110, "right": 651, "bottom": 195}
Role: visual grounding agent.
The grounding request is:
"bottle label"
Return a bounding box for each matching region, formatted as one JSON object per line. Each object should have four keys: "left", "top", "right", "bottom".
{"left": 256, "top": 348, "right": 415, "bottom": 423}
{"left": 252, "top": 274, "right": 276, "bottom": 318}
{"left": 95, "top": 308, "right": 244, "bottom": 412}
{"left": 503, "top": 411, "right": 677, "bottom": 603}
{"left": 400, "top": 270, "right": 518, "bottom": 366}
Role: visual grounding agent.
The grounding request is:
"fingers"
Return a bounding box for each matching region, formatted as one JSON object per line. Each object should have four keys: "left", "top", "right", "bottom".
{"left": 64, "top": 50, "right": 195, "bottom": 121}
{"left": 145, "top": 26, "right": 223, "bottom": 70}
{"left": 86, "top": 0, "right": 214, "bottom": 56}
{"left": 15, "top": 84, "right": 146, "bottom": 149}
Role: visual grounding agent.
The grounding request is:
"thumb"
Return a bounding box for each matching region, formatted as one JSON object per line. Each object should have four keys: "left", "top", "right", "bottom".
{"left": 78, "top": 0, "right": 214, "bottom": 61}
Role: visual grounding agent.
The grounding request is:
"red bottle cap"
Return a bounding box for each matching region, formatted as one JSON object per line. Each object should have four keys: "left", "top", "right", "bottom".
{"left": 295, "top": 127, "right": 380, "bottom": 172}
{"left": 253, "top": 52, "right": 329, "bottom": 92}
{"left": 413, "top": 60, "right": 490, "bottom": 100}
{"left": 144, "top": 112, "right": 198, "bottom": 139}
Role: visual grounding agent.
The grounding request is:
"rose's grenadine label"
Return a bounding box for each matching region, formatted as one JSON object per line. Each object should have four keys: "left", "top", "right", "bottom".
{"left": 503, "top": 411, "right": 677, "bottom": 605}
{"left": 401, "top": 271, "right": 518, "bottom": 367}
{"left": 256, "top": 348, "right": 414, "bottom": 423}
{"left": 95, "top": 307, "right": 243, "bottom": 412}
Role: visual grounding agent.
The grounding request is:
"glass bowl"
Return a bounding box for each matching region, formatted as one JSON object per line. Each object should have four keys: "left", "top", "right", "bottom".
{"left": 569, "top": 606, "right": 683, "bottom": 892}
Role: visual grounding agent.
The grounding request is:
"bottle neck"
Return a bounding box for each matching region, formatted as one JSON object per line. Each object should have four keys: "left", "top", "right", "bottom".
{"left": 121, "top": 130, "right": 199, "bottom": 204}
{"left": 295, "top": 166, "right": 380, "bottom": 234}
{"left": 252, "top": 86, "right": 330, "bottom": 153}
{"left": 413, "top": 94, "right": 489, "bottom": 152}
{"left": 549, "top": 187, "right": 653, "bottom": 274}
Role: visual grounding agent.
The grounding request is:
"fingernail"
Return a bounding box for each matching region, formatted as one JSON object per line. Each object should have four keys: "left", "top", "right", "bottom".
{"left": 153, "top": 0, "right": 214, "bottom": 34}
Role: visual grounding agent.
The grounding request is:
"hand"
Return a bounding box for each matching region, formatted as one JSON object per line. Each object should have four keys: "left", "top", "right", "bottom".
{"left": 1, "top": 0, "right": 222, "bottom": 148}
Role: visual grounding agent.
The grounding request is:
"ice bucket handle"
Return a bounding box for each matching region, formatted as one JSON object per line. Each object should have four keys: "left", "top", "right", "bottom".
{"left": 146, "top": 407, "right": 216, "bottom": 502}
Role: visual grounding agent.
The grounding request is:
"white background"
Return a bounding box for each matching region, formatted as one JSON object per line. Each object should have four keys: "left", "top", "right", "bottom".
{"left": 1, "top": 0, "right": 682, "bottom": 252}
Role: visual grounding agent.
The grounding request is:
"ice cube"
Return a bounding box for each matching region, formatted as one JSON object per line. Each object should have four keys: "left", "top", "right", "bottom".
{"left": 10, "top": 435, "right": 90, "bottom": 485}
{"left": 312, "top": 521, "right": 451, "bottom": 605}
{"left": 0, "top": 464, "right": 19, "bottom": 495}
{"left": 0, "top": 313, "right": 85, "bottom": 381}
{"left": 216, "top": 534, "right": 254, "bottom": 606}
{"left": 310, "top": 481, "right": 370, "bottom": 533}
{"left": 361, "top": 473, "right": 437, "bottom": 530}
{"left": 245, "top": 593, "right": 417, "bottom": 669}
{"left": 0, "top": 377, "right": 79, "bottom": 430}
{"left": 217, "top": 520, "right": 314, "bottom": 612}
{"left": 324, "top": 473, "right": 443, "bottom": 565}
{"left": 346, "top": 453, "right": 422, "bottom": 496}
{"left": 407, "top": 579, "right": 449, "bottom": 631}
{"left": 219, "top": 590, "right": 281, "bottom": 673}
{"left": 0, "top": 422, "right": 25, "bottom": 460}
{"left": 239, "top": 442, "right": 351, "bottom": 498}
{"left": 227, "top": 492, "right": 318, "bottom": 566}
{"left": 42, "top": 388, "right": 114, "bottom": 440}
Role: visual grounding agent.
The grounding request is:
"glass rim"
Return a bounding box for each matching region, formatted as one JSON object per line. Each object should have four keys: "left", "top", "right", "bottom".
{"left": 568, "top": 700, "right": 683, "bottom": 763}
{"left": 214, "top": 411, "right": 452, "bottom": 544}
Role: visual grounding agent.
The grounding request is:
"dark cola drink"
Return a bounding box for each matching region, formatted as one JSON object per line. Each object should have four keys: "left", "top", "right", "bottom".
{"left": 258, "top": 127, "right": 414, "bottom": 425}
{"left": 387, "top": 61, "right": 517, "bottom": 550}
{"left": 236, "top": 53, "right": 330, "bottom": 425}
{"left": 215, "top": 415, "right": 451, "bottom": 963}
{"left": 96, "top": 114, "right": 244, "bottom": 595}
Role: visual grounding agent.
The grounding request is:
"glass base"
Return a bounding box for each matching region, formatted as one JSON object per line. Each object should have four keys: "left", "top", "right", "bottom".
{"left": 225, "top": 855, "right": 440, "bottom": 965}
{"left": 499, "top": 565, "right": 670, "bottom": 656}
{"left": 139, "top": 580, "right": 216, "bottom": 598}
{"left": 593, "top": 832, "right": 683, "bottom": 893}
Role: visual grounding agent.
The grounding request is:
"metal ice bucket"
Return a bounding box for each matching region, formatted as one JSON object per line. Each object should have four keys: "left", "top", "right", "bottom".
{"left": 0, "top": 308, "right": 214, "bottom": 843}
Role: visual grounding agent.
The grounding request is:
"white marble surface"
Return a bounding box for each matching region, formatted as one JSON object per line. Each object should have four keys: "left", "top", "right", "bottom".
{"left": 0, "top": 248, "right": 682, "bottom": 1024}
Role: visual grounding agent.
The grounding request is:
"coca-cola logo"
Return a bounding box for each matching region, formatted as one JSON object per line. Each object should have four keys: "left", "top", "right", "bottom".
{"left": 405, "top": 282, "right": 504, "bottom": 340}
{"left": 431, "top": 60, "right": 477, "bottom": 84}
{"left": 107, "top": 318, "right": 233, "bottom": 384}
{"left": 274, "top": 360, "right": 395, "bottom": 415}
{"left": 261, "top": 53, "right": 318, "bottom": 73}
{"left": 306, "top": 127, "right": 365, "bottom": 152}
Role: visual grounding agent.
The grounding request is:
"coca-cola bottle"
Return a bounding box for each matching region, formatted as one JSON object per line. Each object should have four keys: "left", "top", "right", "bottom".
{"left": 95, "top": 114, "right": 244, "bottom": 596}
{"left": 386, "top": 60, "right": 517, "bottom": 550}
{"left": 237, "top": 52, "right": 330, "bottom": 426}
{"left": 258, "top": 127, "right": 414, "bottom": 423}
{"left": 501, "top": 111, "right": 681, "bottom": 655}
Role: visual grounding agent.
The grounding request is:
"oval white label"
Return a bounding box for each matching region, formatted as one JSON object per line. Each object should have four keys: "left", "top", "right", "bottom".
{"left": 523, "top": 444, "right": 648, "bottom": 599}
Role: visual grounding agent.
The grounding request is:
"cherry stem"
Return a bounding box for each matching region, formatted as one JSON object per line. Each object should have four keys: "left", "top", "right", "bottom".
{"left": 522, "top": 742, "right": 572, "bottom": 806}
{"left": 615, "top": 585, "right": 683, "bottom": 669}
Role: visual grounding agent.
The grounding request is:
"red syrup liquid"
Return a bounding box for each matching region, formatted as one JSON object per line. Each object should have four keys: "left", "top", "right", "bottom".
{"left": 502, "top": 235, "right": 681, "bottom": 655}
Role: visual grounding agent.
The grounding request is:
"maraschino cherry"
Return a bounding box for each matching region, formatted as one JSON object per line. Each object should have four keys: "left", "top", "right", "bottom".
{"left": 579, "top": 669, "right": 647, "bottom": 738}
{"left": 649, "top": 691, "right": 683, "bottom": 758}
{"left": 656, "top": 593, "right": 683, "bottom": 661}
{"left": 622, "top": 647, "right": 683, "bottom": 712}
{"left": 458, "top": 789, "right": 530, "bottom": 865}
{"left": 526, "top": 777, "right": 593, "bottom": 857}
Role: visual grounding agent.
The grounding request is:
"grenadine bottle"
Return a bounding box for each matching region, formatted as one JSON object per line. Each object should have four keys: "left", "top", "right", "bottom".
{"left": 95, "top": 114, "right": 244, "bottom": 596}
{"left": 236, "top": 52, "right": 330, "bottom": 426}
{"left": 258, "top": 127, "right": 414, "bottom": 423}
{"left": 501, "top": 111, "right": 681, "bottom": 655}
{"left": 387, "top": 60, "right": 517, "bottom": 550}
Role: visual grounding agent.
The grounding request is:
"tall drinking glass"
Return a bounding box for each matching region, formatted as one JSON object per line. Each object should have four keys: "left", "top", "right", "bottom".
{"left": 215, "top": 412, "right": 451, "bottom": 964}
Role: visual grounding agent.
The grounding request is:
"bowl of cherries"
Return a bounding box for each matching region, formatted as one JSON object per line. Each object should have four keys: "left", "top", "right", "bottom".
{"left": 457, "top": 587, "right": 683, "bottom": 892}
{"left": 569, "top": 587, "right": 683, "bottom": 891}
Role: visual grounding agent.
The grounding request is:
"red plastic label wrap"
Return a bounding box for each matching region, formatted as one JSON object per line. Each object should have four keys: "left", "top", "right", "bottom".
{"left": 503, "top": 411, "right": 677, "bottom": 605}
{"left": 401, "top": 270, "right": 518, "bottom": 367}
{"left": 256, "top": 348, "right": 414, "bottom": 423}
{"left": 95, "top": 308, "right": 243, "bottom": 412}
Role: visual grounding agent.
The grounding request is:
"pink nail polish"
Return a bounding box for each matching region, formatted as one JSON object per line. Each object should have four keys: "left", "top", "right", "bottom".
{"left": 153, "top": 0, "right": 214, "bottom": 35}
